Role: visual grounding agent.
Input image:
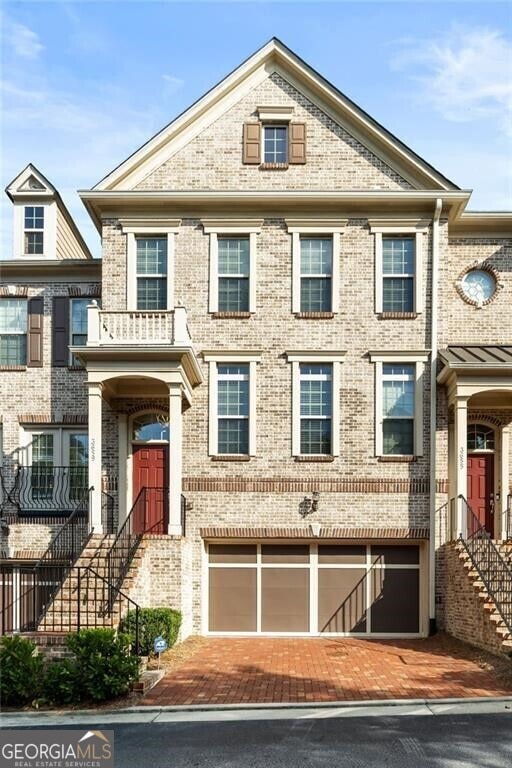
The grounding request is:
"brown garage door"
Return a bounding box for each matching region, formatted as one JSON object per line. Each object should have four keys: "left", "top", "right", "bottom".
{"left": 208, "top": 543, "right": 420, "bottom": 635}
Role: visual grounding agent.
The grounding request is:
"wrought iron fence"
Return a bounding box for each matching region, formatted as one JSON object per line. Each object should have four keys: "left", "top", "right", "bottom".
{"left": 504, "top": 494, "right": 512, "bottom": 541}
{"left": 102, "top": 491, "right": 116, "bottom": 534}
{"left": 459, "top": 494, "right": 512, "bottom": 634}
{"left": 436, "top": 497, "right": 458, "bottom": 544}
{"left": 10, "top": 466, "right": 89, "bottom": 515}
{"left": 0, "top": 564, "right": 140, "bottom": 654}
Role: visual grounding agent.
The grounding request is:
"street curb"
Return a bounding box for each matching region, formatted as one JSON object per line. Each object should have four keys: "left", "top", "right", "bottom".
{"left": 2, "top": 695, "right": 512, "bottom": 720}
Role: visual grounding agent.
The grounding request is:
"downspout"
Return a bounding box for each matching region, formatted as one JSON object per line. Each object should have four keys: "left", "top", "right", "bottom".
{"left": 429, "top": 198, "right": 443, "bottom": 635}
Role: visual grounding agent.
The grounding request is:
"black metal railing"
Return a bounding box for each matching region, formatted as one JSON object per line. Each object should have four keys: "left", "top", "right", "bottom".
{"left": 436, "top": 497, "right": 457, "bottom": 544}
{"left": 35, "top": 488, "right": 91, "bottom": 567}
{"left": 0, "top": 564, "right": 141, "bottom": 654}
{"left": 106, "top": 486, "right": 168, "bottom": 601}
{"left": 459, "top": 494, "right": 512, "bottom": 634}
{"left": 102, "top": 491, "right": 115, "bottom": 534}
{"left": 10, "top": 466, "right": 88, "bottom": 516}
{"left": 181, "top": 493, "right": 186, "bottom": 537}
{"left": 504, "top": 494, "right": 512, "bottom": 541}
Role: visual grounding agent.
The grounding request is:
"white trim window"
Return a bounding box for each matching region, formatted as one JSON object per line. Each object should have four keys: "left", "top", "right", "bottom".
{"left": 286, "top": 220, "right": 346, "bottom": 314}
{"left": 371, "top": 224, "right": 425, "bottom": 314}
{"left": 218, "top": 237, "right": 250, "bottom": 312}
{"left": 300, "top": 237, "right": 333, "bottom": 312}
{"left": 203, "top": 221, "right": 261, "bottom": 314}
{"left": 136, "top": 237, "right": 168, "bottom": 310}
{"left": 69, "top": 298, "right": 89, "bottom": 366}
{"left": 263, "top": 125, "right": 287, "bottom": 163}
{"left": 287, "top": 352, "right": 345, "bottom": 457}
{"left": 22, "top": 428, "right": 88, "bottom": 504}
{"left": 204, "top": 352, "right": 261, "bottom": 457}
{"left": 0, "top": 299, "right": 27, "bottom": 366}
{"left": 300, "top": 363, "right": 333, "bottom": 455}
{"left": 24, "top": 206, "right": 44, "bottom": 255}
{"left": 370, "top": 352, "right": 427, "bottom": 457}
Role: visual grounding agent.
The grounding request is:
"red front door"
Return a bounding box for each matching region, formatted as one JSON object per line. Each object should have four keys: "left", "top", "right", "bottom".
{"left": 132, "top": 445, "right": 169, "bottom": 534}
{"left": 467, "top": 453, "right": 494, "bottom": 535}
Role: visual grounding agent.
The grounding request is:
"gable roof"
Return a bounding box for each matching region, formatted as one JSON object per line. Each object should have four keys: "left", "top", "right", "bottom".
{"left": 5, "top": 164, "right": 93, "bottom": 260}
{"left": 93, "top": 38, "right": 460, "bottom": 192}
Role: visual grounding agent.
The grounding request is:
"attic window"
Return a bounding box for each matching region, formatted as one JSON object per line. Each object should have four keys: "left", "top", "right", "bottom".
{"left": 24, "top": 206, "right": 44, "bottom": 255}
{"left": 263, "top": 125, "right": 287, "bottom": 164}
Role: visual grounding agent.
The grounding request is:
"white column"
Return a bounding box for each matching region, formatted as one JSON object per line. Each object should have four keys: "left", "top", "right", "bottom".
{"left": 168, "top": 385, "right": 183, "bottom": 536}
{"left": 118, "top": 413, "right": 128, "bottom": 529}
{"left": 88, "top": 382, "right": 103, "bottom": 533}
{"left": 500, "top": 426, "right": 510, "bottom": 539}
{"left": 454, "top": 397, "right": 468, "bottom": 536}
{"left": 87, "top": 301, "right": 100, "bottom": 344}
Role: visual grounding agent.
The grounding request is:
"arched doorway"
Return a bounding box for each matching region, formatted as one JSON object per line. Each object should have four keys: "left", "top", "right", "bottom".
{"left": 467, "top": 424, "right": 495, "bottom": 535}
{"left": 131, "top": 412, "right": 169, "bottom": 534}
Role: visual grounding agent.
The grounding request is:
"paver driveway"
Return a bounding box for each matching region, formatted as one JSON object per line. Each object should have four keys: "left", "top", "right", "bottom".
{"left": 143, "top": 634, "right": 512, "bottom": 705}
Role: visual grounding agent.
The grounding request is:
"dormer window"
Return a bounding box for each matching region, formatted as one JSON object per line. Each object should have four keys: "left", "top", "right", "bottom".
{"left": 24, "top": 206, "right": 45, "bottom": 255}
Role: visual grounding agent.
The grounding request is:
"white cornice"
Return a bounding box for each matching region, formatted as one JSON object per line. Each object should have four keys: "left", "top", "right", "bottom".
{"left": 201, "top": 218, "right": 263, "bottom": 233}
{"left": 285, "top": 217, "right": 347, "bottom": 233}
{"left": 202, "top": 351, "right": 263, "bottom": 362}
{"left": 369, "top": 351, "right": 430, "bottom": 362}
{"left": 286, "top": 351, "right": 347, "bottom": 362}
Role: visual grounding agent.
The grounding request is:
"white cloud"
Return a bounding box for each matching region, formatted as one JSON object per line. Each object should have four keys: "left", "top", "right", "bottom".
{"left": 392, "top": 26, "right": 512, "bottom": 137}
{"left": 4, "top": 19, "right": 45, "bottom": 59}
{"left": 162, "top": 74, "right": 184, "bottom": 93}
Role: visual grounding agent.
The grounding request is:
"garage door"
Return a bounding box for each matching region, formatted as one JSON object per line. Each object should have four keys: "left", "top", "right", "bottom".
{"left": 208, "top": 543, "right": 420, "bottom": 635}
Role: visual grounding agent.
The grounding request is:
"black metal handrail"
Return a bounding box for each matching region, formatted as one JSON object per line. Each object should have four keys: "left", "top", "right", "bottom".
{"left": 459, "top": 494, "right": 512, "bottom": 634}
{"left": 106, "top": 486, "right": 168, "bottom": 601}
{"left": 102, "top": 490, "right": 115, "bottom": 534}
{"left": 10, "top": 465, "right": 89, "bottom": 515}
{"left": 504, "top": 494, "right": 512, "bottom": 541}
{"left": 436, "top": 497, "right": 457, "bottom": 544}
{"left": 34, "top": 488, "right": 91, "bottom": 568}
{"left": 0, "top": 563, "right": 141, "bottom": 655}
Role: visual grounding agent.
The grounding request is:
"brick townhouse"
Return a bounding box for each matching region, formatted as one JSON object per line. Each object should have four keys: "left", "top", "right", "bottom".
{"left": 0, "top": 39, "right": 511, "bottom": 653}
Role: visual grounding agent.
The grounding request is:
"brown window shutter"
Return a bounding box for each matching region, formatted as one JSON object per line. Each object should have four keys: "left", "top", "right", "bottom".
{"left": 243, "top": 123, "right": 261, "bottom": 164}
{"left": 52, "top": 296, "right": 69, "bottom": 367}
{"left": 289, "top": 123, "right": 306, "bottom": 164}
{"left": 27, "top": 297, "right": 44, "bottom": 367}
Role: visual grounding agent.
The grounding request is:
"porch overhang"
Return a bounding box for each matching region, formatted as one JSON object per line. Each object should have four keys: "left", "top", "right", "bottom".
{"left": 438, "top": 345, "right": 512, "bottom": 404}
{"left": 200, "top": 526, "right": 429, "bottom": 540}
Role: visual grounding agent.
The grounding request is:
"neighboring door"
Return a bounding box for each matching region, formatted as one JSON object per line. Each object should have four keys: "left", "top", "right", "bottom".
{"left": 132, "top": 445, "right": 169, "bottom": 534}
{"left": 467, "top": 453, "right": 494, "bottom": 534}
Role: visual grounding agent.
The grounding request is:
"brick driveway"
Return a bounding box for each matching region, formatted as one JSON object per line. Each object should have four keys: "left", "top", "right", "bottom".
{"left": 143, "top": 634, "right": 512, "bottom": 705}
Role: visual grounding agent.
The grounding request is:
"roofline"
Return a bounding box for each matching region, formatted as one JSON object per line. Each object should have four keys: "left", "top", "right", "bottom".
{"left": 93, "top": 37, "right": 460, "bottom": 193}
{"left": 5, "top": 163, "right": 94, "bottom": 260}
{"left": 0, "top": 258, "right": 101, "bottom": 282}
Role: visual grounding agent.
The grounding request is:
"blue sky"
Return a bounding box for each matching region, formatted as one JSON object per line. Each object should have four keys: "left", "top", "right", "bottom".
{"left": 1, "top": 1, "right": 511, "bottom": 258}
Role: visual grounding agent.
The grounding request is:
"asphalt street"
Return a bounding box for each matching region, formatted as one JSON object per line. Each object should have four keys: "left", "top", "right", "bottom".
{"left": 4, "top": 710, "right": 512, "bottom": 767}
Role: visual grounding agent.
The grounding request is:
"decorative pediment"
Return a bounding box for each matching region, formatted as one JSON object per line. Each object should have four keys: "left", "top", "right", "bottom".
{"left": 5, "top": 164, "right": 56, "bottom": 199}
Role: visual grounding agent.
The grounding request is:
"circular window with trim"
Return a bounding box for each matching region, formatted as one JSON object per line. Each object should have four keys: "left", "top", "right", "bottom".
{"left": 456, "top": 262, "right": 502, "bottom": 308}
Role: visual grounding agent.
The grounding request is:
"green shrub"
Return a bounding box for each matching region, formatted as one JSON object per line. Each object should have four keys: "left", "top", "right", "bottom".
{"left": 0, "top": 636, "right": 44, "bottom": 707}
{"left": 41, "top": 659, "right": 80, "bottom": 706}
{"left": 66, "top": 628, "right": 140, "bottom": 702}
{"left": 122, "top": 607, "right": 182, "bottom": 656}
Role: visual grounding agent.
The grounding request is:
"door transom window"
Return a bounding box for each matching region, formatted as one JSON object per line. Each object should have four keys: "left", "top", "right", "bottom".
{"left": 467, "top": 424, "right": 495, "bottom": 451}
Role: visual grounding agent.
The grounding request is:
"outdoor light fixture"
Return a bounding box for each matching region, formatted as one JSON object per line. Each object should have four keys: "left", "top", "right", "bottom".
{"left": 300, "top": 491, "right": 320, "bottom": 517}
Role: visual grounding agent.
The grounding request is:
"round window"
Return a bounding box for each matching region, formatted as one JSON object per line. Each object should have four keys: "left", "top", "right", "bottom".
{"left": 132, "top": 413, "right": 169, "bottom": 441}
{"left": 460, "top": 269, "right": 496, "bottom": 306}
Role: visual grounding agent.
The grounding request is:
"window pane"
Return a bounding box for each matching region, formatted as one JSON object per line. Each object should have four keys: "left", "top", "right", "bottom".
{"left": 0, "top": 300, "right": 27, "bottom": 333}
{"left": 218, "top": 378, "right": 249, "bottom": 417}
{"left": 0, "top": 335, "right": 26, "bottom": 365}
{"left": 24, "top": 232, "right": 44, "bottom": 255}
{"left": 218, "top": 238, "right": 249, "bottom": 275}
{"left": 383, "top": 380, "right": 414, "bottom": 418}
{"left": 300, "top": 379, "right": 332, "bottom": 417}
{"left": 136, "top": 238, "right": 167, "bottom": 274}
{"left": 382, "top": 237, "right": 414, "bottom": 274}
{"left": 133, "top": 413, "right": 170, "bottom": 441}
{"left": 24, "top": 206, "right": 44, "bottom": 229}
{"left": 300, "top": 419, "right": 332, "bottom": 454}
{"left": 31, "top": 434, "right": 54, "bottom": 500}
{"left": 383, "top": 277, "right": 414, "bottom": 312}
{"left": 301, "top": 277, "right": 331, "bottom": 312}
{"left": 263, "top": 126, "right": 287, "bottom": 163}
{"left": 69, "top": 434, "right": 88, "bottom": 501}
{"left": 383, "top": 419, "right": 414, "bottom": 455}
{"left": 137, "top": 277, "right": 167, "bottom": 310}
{"left": 219, "top": 277, "right": 249, "bottom": 312}
{"left": 300, "top": 238, "right": 332, "bottom": 274}
{"left": 218, "top": 419, "right": 249, "bottom": 454}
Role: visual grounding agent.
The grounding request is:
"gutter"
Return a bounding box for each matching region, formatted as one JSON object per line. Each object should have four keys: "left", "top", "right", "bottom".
{"left": 429, "top": 198, "right": 442, "bottom": 634}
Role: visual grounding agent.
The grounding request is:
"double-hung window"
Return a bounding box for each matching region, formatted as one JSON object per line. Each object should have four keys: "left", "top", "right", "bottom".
{"left": 23, "top": 429, "right": 88, "bottom": 507}
{"left": 381, "top": 364, "right": 415, "bottom": 455}
{"left": 218, "top": 237, "right": 250, "bottom": 312}
{"left": 24, "top": 206, "right": 44, "bottom": 255}
{"left": 382, "top": 237, "right": 414, "bottom": 312}
{"left": 0, "top": 299, "right": 27, "bottom": 366}
{"left": 300, "top": 237, "right": 333, "bottom": 312}
{"left": 136, "top": 237, "right": 168, "bottom": 310}
{"left": 69, "top": 298, "right": 89, "bottom": 365}
{"left": 217, "top": 364, "right": 250, "bottom": 455}
{"left": 263, "top": 125, "right": 287, "bottom": 163}
{"left": 300, "top": 364, "right": 333, "bottom": 455}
